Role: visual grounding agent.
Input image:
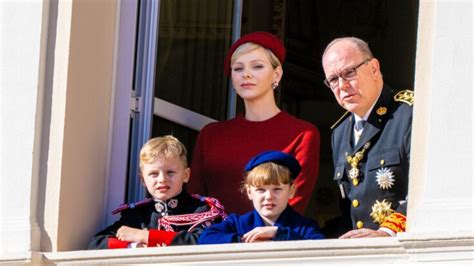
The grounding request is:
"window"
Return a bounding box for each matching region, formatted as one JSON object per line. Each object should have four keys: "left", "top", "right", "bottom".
{"left": 107, "top": 0, "right": 418, "bottom": 230}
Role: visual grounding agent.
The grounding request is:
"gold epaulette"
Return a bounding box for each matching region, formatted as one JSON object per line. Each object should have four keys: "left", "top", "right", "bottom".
{"left": 330, "top": 111, "right": 350, "bottom": 130}
{"left": 394, "top": 90, "right": 414, "bottom": 106}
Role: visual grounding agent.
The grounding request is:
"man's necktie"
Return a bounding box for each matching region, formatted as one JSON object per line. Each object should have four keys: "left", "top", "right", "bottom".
{"left": 354, "top": 120, "right": 366, "bottom": 131}
{"left": 354, "top": 120, "right": 366, "bottom": 144}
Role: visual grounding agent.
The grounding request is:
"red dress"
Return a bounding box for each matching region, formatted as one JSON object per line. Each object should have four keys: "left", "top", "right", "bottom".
{"left": 188, "top": 111, "right": 320, "bottom": 214}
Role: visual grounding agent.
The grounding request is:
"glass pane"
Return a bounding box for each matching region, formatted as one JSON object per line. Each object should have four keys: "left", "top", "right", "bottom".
{"left": 152, "top": 116, "right": 199, "bottom": 165}
{"left": 154, "top": 0, "right": 234, "bottom": 121}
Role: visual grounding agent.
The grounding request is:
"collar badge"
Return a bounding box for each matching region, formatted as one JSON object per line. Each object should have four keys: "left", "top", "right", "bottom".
{"left": 167, "top": 198, "right": 178, "bottom": 209}
{"left": 376, "top": 107, "right": 387, "bottom": 116}
{"left": 155, "top": 201, "right": 167, "bottom": 213}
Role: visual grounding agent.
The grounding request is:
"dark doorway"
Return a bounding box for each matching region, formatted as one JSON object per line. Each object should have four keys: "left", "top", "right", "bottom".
{"left": 146, "top": 0, "right": 419, "bottom": 235}
{"left": 239, "top": 0, "right": 419, "bottom": 233}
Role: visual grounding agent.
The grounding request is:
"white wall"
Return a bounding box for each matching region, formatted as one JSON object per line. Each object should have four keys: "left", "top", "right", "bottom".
{"left": 0, "top": 0, "right": 45, "bottom": 258}
{"left": 407, "top": 0, "right": 473, "bottom": 233}
{"left": 0, "top": 0, "right": 472, "bottom": 263}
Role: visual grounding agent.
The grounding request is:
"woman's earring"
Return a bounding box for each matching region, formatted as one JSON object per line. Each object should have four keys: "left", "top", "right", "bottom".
{"left": 272, "top": 81, "right": 279, "bottom": 90}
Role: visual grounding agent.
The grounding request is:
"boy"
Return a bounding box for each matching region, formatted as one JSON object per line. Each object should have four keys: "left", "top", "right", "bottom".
{"left": 198, "top": 151, "right": 324, "bottom": 244}
{"left": 88, "top": 135, "right": 226, "bottom": 249}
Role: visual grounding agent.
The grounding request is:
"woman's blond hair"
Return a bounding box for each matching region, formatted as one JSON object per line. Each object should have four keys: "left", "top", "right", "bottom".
{"left": 231, "top": 42, "right": 282, "bottom": 69}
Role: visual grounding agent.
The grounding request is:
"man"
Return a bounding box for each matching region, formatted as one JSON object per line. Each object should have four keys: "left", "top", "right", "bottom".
{"left": 322, "top": 37, "right": 413, "bottom": 238}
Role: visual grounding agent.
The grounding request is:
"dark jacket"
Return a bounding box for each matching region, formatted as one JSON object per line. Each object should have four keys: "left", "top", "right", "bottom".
{"left": 88, "top": 191, "right": 225, "bottom": 249}
{"left": 332, "top": 86, "right": 412, "bottom": 231}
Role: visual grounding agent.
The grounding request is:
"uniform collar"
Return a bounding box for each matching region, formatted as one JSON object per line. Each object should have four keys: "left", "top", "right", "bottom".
{"left": 354, "top": 91, "right": 380, "bottom": 122}
{"left": 352, "top": 85, "right": 394, "bottom": 152}
{"left": 153, "top": 189, "right": 189, "bottom": 215}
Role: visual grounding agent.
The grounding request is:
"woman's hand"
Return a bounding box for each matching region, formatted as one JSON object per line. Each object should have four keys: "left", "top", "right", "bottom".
{"left": 241, "top": 226, "right": 278, "bottom": 243}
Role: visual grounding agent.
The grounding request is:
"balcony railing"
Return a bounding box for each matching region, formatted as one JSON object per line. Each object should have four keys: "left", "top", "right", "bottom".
{"left": 22, "top": 232, "right": 471, "bottom": 265}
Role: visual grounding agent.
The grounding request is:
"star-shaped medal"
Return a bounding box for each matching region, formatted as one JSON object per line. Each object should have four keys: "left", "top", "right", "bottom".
{"left": 375, "top": 167, "right": 395, "bottom": 189}
{"left": 370, "top": 199, "right": 394, "bottom": 224}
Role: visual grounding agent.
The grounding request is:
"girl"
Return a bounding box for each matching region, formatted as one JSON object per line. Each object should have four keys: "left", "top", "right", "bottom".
{"left": 198, "top": 151, "right": 324, "bottom": 244}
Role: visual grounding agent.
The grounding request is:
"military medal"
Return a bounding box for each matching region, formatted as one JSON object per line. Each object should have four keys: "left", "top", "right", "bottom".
{"left": 346, "top": 142, "right": 371, "bottom": 181}
{"left": 348, "top": 167, "right": 359, "bottom": 179}
{"left": 370, "top": 199, "right": 394, "bottom": 224}
{"left": 375, "top": 167, "right": 395, "bottom": 189}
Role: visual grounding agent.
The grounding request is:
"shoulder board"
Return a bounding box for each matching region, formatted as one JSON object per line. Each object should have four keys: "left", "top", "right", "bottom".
{"left": 111, "top": 198, "right": 153, "bottom": 215}
{"left": 330, "top": 111, "right": 350, "bottom": 130}
{"left": 394, "top": 90, "right": 414, "bottom": 106}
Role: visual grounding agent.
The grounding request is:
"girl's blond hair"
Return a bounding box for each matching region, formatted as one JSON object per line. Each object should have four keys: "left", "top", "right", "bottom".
{"left": 240, "top": 162, "right": 292, "bottom": 192}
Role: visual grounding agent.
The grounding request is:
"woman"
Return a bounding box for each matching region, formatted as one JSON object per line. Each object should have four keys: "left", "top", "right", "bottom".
{"left": 188, "top": 32, "right": 320, "bottom": 215}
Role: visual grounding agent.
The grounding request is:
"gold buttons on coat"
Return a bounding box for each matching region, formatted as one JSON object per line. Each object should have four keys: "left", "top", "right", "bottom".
{"left": 356, "top": 221, "right": 364, "bottom": 229}
{"left": 380, "top": 159, "right": 385, "bottom": 165}
{"left": 337, "top": 172, "right": 341, "bottom": 177}
{"left": 352, "top": 199, "right": 359, "bottom": 208}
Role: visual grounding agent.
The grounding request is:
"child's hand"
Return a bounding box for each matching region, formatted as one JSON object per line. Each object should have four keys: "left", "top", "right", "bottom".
{"left": 116, "top": 226, "right": 149, "bottom": 245}
{"left": 241, "top": 226, "right": 278, "bottom": 243}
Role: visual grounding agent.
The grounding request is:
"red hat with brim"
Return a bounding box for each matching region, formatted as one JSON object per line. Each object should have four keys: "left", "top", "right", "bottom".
{"left": 223, "top": 31, "right": 286, "bottom": 77}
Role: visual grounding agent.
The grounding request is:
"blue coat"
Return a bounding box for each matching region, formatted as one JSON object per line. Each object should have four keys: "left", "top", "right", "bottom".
{"left": 198, "top": 206, "right": 324, "bottom": 244}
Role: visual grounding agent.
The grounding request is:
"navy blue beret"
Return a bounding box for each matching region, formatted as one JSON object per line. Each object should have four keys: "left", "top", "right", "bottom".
{"left": 244, "top": 150, "right": 301, "bottom": 179}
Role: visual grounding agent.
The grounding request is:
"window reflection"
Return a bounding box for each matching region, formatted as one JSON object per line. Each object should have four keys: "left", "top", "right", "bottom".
{"left": 154, "top": 0, "right": 234, "bottom": 121}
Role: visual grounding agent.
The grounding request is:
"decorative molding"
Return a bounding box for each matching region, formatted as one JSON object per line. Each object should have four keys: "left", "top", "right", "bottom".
{"left": 40, "top": 233, "right": 474, "bottom": 264}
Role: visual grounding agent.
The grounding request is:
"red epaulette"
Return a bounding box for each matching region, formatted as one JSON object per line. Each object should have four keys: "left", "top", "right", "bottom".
{"left": 111, "top": 198, "right": 153, "bottom": 215}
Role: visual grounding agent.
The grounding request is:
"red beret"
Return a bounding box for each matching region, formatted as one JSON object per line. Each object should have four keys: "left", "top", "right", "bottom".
{"left": 223, "top": 31, "right": 286, "bottom": 77}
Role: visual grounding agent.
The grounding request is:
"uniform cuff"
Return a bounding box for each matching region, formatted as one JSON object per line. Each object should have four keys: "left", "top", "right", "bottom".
{"left": 107, "top": 237, "right": 130, "bottom": 249}
{"left": 380, "top": 212, "right": 406, "bottom": 233}
{"left": 148, "top": 230, "right": 177, "bottom": 247}
{"left": 378, "top": 227, "right": 396, "bottom": 236}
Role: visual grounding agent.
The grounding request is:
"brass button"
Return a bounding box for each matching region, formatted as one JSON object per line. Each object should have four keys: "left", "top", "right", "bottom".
{"left": 352, "top": 199, "right": 359, "bottom": 208}
{"left": 380, "top": 159, "right": 385, "bottom": 165}
{"left": 356, "top": 221, "right": 364, "bottom": 229}
{"left": 337, "top": 172, "right": 341, "bottom": 177}
{"left": 352, "top": 179, "right": 359, "bottom": 186}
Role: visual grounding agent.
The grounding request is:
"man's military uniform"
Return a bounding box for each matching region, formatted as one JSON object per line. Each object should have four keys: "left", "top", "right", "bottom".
{"left": 88, "top": 190, "right": 226, "bottom": 249}
{"left": 331, "top": 86, "right": 413, "bottom": 234}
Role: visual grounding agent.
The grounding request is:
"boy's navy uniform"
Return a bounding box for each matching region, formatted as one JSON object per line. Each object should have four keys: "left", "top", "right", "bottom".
{"left": 88, "top": 190, "right": 226, "bottom": 249}
{"left": 331, "top": 87, "right": 413, "bottom": 234}
{"left": 198, "top": 206, "right": 324, "bottom": 244}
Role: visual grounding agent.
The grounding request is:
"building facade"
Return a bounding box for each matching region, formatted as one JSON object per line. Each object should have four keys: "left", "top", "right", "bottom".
{"left": 0, "top": 0, "right": 472, "bottom": 264}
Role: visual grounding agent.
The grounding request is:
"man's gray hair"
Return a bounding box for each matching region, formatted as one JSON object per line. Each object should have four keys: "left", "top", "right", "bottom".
{"left": 323, "top": 37, "right": 374, "bottom": 59}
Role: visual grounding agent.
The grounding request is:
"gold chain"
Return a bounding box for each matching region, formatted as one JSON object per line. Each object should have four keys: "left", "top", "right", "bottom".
{"left": 345, "top": 142, "right": 371, "bottom": 179}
